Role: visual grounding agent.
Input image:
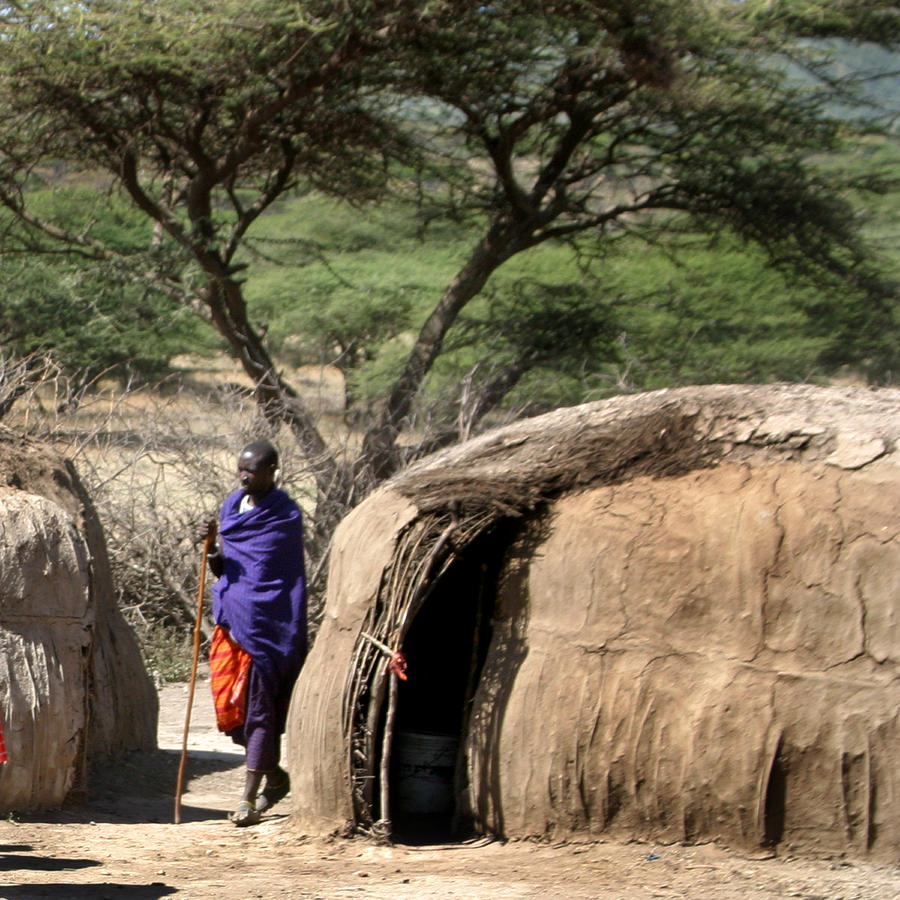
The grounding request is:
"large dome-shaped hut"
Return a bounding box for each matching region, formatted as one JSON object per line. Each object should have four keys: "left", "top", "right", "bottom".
{"left": 287, "top": 384, "right": 899, "bottom": 860}
{"left": 0, "top": 430, "right": 157, "bottom": 810}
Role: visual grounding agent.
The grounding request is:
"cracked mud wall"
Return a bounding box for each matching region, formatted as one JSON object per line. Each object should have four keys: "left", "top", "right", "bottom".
{"left": 0, "top": 490, "right": 93, "bottom": 808}
{"left": 289, "top": 384, "right": 898, "bottom": 859}
{"left": 0, "top": 433, "right": 157, "bottom": 811}
{"left": 466, "top": 462, "right": 898, "bottom": 857}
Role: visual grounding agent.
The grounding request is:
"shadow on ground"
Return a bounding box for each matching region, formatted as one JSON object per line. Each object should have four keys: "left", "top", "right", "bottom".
{"left": 16, "top": 747, "right": 244, "bottom": 827}
{"left": 0, "top": 884, "right": 177, "bottom": 899}
{"left": 0, "top": 843, "right": 177, "bottom": 899}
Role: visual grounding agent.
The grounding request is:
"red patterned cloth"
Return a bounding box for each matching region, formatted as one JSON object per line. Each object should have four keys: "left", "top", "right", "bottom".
{"left": 0, "top": 713, "right": 7, "bottom": 764}
{"left": 209, "top": 625, "right": 252, "bottom": 733}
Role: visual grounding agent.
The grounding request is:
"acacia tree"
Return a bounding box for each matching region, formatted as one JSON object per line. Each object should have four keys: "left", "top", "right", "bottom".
{"left": 358, "top": 0, "right": 899, "bottom": 477}
{"left": 0, "top": 0, "right": 420, "bottom": 542}
{"left": 0, "top": 1, "right": 897, "bottom": 537}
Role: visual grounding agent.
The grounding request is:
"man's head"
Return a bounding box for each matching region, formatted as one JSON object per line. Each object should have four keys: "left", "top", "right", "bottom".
{"left": 237, "top": 440, "right": 279, "bottom": 500}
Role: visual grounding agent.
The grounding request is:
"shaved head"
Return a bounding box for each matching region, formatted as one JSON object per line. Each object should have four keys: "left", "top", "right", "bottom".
{"left": 240, "top": 439, "right": 279, "bottom": 469}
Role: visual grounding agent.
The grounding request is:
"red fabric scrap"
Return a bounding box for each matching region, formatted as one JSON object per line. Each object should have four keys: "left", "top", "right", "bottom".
{"left": 389, "top": 651, "right": 408, "bottom": 681}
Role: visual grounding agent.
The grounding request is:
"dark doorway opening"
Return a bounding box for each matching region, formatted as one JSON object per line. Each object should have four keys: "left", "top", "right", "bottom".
{"left": 763, "top": 741, "right": 787, "bottom": 848}
{"left": 385, "top": 528, "right": 505, "bottom": 844}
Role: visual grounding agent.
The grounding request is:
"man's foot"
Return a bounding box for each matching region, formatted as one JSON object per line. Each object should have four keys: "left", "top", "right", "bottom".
{"left": 229, "top": 800, "right": 261, "bottom": 827}
{"left": 256, "top": 768, "right": 290, "bottom": 813}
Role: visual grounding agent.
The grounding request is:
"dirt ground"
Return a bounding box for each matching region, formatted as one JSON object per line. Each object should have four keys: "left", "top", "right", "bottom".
{"left": 2, "top": 678, "right": 898, "bottom": 900}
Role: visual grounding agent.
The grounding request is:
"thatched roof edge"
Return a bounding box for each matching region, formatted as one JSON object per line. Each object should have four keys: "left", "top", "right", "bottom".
{"left": 389, "top": 384, "right": 899, "bottom": 517}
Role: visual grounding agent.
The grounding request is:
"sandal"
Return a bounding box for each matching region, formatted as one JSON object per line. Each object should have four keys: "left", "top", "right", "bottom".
{"left": 256, "top": 768, "right": 290, "bottom": 813}
{"left": 229, "top": 800, "right": 262, "bottom": 827}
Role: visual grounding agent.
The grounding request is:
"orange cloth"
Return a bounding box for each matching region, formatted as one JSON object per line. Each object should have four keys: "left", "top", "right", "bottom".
{"left": 209, "top": 625, "right": 252, "bottom": 732}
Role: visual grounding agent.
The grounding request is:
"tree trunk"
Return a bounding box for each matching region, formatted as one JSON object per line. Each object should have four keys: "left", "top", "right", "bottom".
{"left": 361, "top": 219, "right": 530, "bottom": 481}
{"left": 200, "top": 275, "right": 365, "bottom": 554}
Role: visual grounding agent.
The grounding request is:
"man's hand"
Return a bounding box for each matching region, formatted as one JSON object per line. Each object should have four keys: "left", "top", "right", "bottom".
{"left": 198, "top": 517, "right": 218, "bottom": 546}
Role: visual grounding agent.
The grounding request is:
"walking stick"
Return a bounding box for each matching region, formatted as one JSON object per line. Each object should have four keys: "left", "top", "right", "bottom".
{"left": 174, "top": 533, "right": 213, "bottom": 824}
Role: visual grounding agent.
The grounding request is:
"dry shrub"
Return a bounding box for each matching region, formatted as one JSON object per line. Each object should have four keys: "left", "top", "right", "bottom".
{"left": 3, "top": 360, "right": 325, "bottom": 680}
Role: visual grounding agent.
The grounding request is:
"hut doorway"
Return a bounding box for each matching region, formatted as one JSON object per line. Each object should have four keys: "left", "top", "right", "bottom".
{"left": 385, "top": 532, "right": 501, "bottom": 844}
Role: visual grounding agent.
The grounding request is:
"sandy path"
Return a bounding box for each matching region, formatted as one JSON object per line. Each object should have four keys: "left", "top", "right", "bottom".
{"left": 1, "top": 678, "right": 897, "bottom": 899}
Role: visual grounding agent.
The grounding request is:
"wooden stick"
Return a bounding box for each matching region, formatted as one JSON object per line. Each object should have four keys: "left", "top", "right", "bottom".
{"left": 174, "top": 533, "right": 213, "bottom": 824}
{"left": 359, "top": 631, "right": 396, "bottom": 658}
{"left": 378, "top": 669, "right": 399, "bottom": 834}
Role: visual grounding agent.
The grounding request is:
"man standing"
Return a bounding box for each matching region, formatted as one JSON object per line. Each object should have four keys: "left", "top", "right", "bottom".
{"left": 200, "top": 439, "right": 307, "bottom": 826}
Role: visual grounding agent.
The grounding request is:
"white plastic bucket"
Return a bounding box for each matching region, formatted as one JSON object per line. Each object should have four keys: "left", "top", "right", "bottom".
{"left": 393, "top": 731, "right": 458, "bottom": 815}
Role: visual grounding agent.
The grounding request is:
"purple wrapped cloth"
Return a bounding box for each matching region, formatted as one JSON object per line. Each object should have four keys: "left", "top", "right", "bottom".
{"left": 212, "top": 487, "right": 308, "bottom": 700}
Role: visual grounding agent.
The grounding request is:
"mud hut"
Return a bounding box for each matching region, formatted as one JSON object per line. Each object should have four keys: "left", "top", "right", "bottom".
{"left": 288, "top": 384, "right": 899, "bottom": 860}
{"left": 0, "top": 430, "right": 157, "bottom": 810}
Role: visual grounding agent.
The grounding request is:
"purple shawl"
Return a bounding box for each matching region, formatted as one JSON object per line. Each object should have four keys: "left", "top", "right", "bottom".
{"left": 212, "top": 487, "right": 308, "bottom": 696}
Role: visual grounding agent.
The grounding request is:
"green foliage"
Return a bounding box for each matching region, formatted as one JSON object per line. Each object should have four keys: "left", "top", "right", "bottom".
{"left": 134, "top": 621, "right": 196, "bottom": 685}
{"left": 744, "top": 1, "right": 900, "bottom": 45}
{"left": 597, "top": 240, "right": 830, "bottom": 389}
{"left": 242, "top": 197, "right": 472, "bottom": 397}
{"left": 242, "top": 186, "right": 899, "bottom": 406}
{"left": 0, "top": 188, "right": 215, "bottom": 382}
{"left": 0, "top": 0, "right": 897, "bottom": 486}
{"left": 0, "top": 259, "right": 193, "bottom": 382}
